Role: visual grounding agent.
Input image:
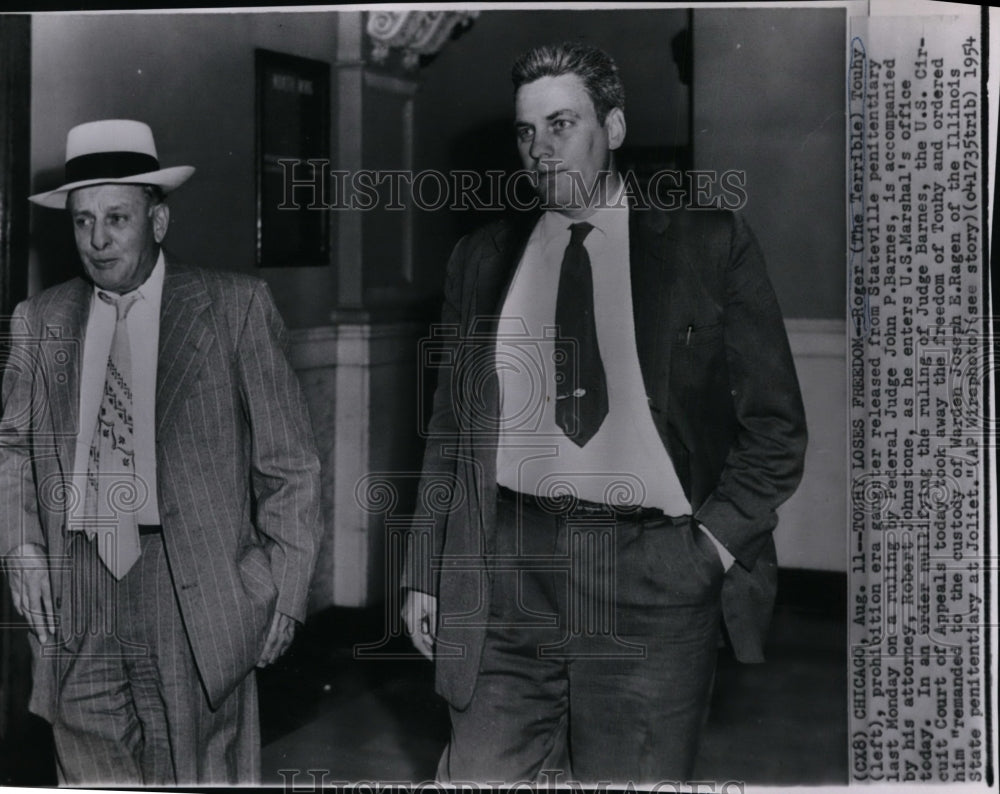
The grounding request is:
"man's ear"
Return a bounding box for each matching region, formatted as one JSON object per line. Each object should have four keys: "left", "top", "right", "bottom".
{"left": 605, "top": 107, "right": 626, "bottom": 151}
{"left": 152, "top": 203, "right": 170, "bottom": 244}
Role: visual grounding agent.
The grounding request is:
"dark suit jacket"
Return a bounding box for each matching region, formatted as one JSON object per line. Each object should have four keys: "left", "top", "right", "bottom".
{"left": 0, "top": 261, "right": 322, "bottom": 721}
{"left": 405, "top": 206, "right": 807, "bottom": 712}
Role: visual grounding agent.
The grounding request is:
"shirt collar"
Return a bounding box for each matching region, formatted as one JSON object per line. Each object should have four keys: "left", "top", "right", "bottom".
{"left": 92, "top": 249, "right": 166, "bottom": 307}
{"left": 541, "top": 177, "right": 628, "bottom": 241}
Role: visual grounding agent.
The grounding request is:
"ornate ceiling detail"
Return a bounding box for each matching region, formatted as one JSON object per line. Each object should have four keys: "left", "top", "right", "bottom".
{"left": 365, "top": 11, "right": 479, "bottom": 70}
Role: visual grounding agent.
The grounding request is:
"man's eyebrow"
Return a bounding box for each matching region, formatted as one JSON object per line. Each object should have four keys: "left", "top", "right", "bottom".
{"left": 73, "top": 203, "right": 131, "bottom": 214}
{"left": 514, "top": 109, "right": 580, "bottom": 128}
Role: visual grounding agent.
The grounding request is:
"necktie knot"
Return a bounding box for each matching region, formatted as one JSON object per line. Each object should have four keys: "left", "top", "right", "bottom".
{"left": 98, "top": 290, "right": 141, "bottom": 322}
{"left": 569, "top": 222, "right": 594, "bottom": 247}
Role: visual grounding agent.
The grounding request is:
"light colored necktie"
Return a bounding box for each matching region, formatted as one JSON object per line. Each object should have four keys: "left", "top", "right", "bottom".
{"left": 84, "top": 290, "right": 143, "bottom": 579}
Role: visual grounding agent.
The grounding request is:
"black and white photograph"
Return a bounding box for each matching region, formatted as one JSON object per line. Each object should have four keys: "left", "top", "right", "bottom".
{"left": 0, "top": 1, "right": 994, "bottom": 791}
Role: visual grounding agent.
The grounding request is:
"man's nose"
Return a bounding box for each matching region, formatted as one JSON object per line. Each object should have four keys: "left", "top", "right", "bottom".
{"left": 529, "top": 130, "right": 554, "bottom": 163}
{"left": 90, "top": 222, "right": 110, "bottom": 249}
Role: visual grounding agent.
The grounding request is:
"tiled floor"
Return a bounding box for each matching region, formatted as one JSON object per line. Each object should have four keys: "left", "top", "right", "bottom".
{"left": 0, "top": 601, "right": 847, "bottom": 786}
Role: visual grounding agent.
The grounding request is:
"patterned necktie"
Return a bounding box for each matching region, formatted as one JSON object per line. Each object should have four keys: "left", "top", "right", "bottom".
{"left": 84, "top": 290, "right": 142, "bottom": 579}
{"left": 555, "top": 222, "right": 609, "bottom": 446}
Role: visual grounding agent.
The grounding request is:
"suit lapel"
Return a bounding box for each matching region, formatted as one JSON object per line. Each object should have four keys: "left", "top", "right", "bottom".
{"left": 629, "top": 207, "right": 677, "bottom": 404}
{"left": 470, "top": 213, "right": 539, "bottom": 430}
{"left": 44, "top": 280, "right": 91, "bottom": 475}
{"left": 465, "top": 213, "right": 538, "bottom": 532}
{"left": 468, "top": 212, "right": 538, "bottom": 441}
{"left": 480, "top": 212, "right": 540, "bottom": 325}
{"left": 156, "top": 263, "right": 214, "bottom": 437}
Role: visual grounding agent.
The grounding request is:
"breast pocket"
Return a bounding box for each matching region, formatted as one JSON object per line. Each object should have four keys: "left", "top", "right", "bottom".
{"left": 670, "top": 322, "right": 729, "bottom": 402}
{"left": 674, "top": 322, "right": 723, "bottom": 347}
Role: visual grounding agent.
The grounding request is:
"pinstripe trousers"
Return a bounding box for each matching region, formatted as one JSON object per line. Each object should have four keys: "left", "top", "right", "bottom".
{"left": 50, "top": 532, "right": 260, "bottom": 786}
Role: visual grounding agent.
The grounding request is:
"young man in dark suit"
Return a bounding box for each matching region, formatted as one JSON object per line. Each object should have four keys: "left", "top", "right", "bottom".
{"left": 403, "top": 43, "right": 807, "bottom": 784}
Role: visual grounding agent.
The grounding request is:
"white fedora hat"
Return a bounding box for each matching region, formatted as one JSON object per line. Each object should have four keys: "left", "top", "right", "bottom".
{"left": 29, "top": 119, "right": 195, "bottom": 209}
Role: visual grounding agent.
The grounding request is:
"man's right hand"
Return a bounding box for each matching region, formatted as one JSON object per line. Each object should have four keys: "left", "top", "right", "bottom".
{"left": 401, "top": 589, "right": 437, "bottom": 661}
{"left": 3, "top": 543, "right": 55, "bottom": 642}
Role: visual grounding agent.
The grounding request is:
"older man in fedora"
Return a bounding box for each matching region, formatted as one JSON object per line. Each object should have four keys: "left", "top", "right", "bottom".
{"left": 0, "top": 119, "right": 321, "bottom": 785}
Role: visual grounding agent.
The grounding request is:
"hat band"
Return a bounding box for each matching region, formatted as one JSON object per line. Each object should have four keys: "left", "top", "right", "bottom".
{"left": 65, "top": 151, "right": 161, "bottom": 184}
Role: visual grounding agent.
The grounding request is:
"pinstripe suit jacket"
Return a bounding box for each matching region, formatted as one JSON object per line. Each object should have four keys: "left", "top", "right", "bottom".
{"left": 0, "top": 260, "right": 322, "bottom": 721}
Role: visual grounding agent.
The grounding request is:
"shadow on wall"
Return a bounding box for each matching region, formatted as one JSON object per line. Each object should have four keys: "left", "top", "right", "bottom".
{"left": 30, "top": 166, "right": 81, "bottom": 290}
{"left": 446, "top": 117, "right": 525, "bottom": 241}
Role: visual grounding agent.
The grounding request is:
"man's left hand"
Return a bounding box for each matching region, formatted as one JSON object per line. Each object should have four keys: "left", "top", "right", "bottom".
{"left": 257, "top": 611, "right": 298, "bottom": 667}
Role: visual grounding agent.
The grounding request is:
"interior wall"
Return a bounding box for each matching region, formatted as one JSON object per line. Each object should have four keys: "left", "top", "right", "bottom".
{"left": 693, "top": 7, "right": 848, "bottom": 572}
{"left": 1, "top": 14, "right": 30, "bottom": 317}
{"left": 32, "top": 8, "right": 840, "bottom": 323}
{"left": 779, "top": 321, "right": 847, "bottom": 572}
{"left": 692, "top": 6, "right": 846, "bottom": 320}
{"left": 29, "top": 11, "right": 340, "bottom": 328}
{"left": 0, "top": 11, "right": 32, "bottom": 751}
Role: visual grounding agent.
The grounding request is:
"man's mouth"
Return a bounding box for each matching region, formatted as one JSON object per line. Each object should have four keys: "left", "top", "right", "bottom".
{"left": 534, "top": 161, "right": 565, "bottom": 175}
{"left": 90, "top": 257, "right": 118, "bottom": 267}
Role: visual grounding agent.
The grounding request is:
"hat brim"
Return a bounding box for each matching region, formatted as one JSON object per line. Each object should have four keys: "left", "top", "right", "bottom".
{"left": 28, "top": 165, "right": 195, "bottom": 209}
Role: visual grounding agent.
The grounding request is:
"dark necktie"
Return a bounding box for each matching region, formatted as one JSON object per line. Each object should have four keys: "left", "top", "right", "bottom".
{"left": 555, "top": 221, "right": 608, "bottom": 446}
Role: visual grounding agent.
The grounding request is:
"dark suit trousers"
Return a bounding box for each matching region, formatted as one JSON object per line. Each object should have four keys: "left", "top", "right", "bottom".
{"left": 48, "top": 532, "right": 259, "bottom": 785}
{"left": 439, "top": 490, "right": 722, "bottom": 785}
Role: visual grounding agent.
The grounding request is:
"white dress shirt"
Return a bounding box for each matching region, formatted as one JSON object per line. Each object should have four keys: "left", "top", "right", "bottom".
{"left": 71, "top": 252, "right": 163, "bottom": 525}
{"left": 495, "top": 199, "right": 735, "bottom": 569}
{"left": 495, "top": 200, "right": 691, "bottom": 516}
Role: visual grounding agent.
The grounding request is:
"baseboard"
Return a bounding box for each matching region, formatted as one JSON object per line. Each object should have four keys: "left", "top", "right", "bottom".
{"left": 308, "top": 571, "right": 849, "bottom": 631}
